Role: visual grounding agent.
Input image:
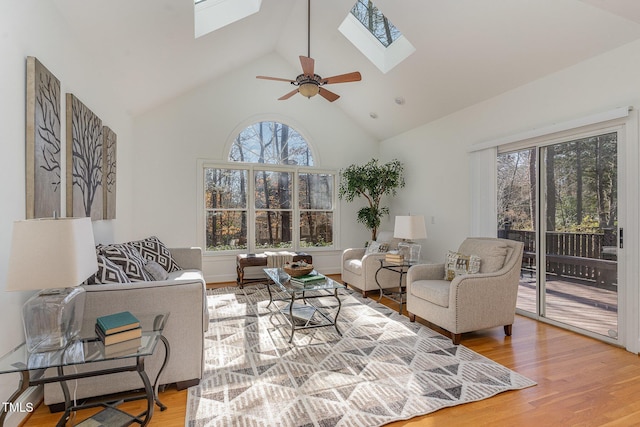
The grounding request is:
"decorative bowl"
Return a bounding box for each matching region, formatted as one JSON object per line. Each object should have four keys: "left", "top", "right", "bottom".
{"left": 283, "top": 264, "right": 314, "bottom": 277}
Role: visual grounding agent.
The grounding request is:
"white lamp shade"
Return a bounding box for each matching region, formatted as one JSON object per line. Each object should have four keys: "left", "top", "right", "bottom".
{"left": 393, "top": 215, "right": 427, "bottom": 241}
{"left": 6, "top": 217, "right": 97, "bottom": 291}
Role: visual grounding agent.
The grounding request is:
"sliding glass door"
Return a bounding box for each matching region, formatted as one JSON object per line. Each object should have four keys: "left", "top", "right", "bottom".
{"left": 498, "top": 131, "right": 619, "bottom": 340}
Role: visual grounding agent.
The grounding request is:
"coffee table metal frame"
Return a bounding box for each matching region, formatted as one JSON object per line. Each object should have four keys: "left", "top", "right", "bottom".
{"left": 263, "top": 268, "right": 346, "bottom": 343}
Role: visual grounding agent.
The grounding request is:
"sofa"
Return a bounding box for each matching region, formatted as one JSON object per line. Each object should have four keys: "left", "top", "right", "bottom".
{"left": 341, "top": 231, "right": 405, "bottom": 296}
{"left": 44, "top": 240, "right": 208, "bottom": 409}
{"left": 406, "top": 237, "right": 524, "bottom": 345}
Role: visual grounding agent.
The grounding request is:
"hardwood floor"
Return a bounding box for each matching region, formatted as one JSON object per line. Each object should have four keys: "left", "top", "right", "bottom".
{"left": 23, "top": 278, "right": 640, "bottom": 426}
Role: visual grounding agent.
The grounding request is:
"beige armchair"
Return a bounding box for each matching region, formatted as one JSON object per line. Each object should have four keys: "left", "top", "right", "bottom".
{"left": 406, "top": 237, "right": 524, "bottom": 345}
{"left": 341, "top": 231, "right": 403, "bottom": 296}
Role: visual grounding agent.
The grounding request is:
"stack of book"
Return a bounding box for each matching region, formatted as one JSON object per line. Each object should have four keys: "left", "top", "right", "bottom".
{"left": 385, "top": 252, "right": 404, "bottom": 264}
{"left": 290, "top": 272, "right": 326, "bottom": 286}
{"left": 95, "top": 311, "right": 142, "bottom": 357}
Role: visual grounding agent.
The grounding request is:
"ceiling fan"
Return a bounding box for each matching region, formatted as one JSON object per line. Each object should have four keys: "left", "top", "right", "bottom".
{"left": 256, "top": 0, "right": 361, "bottom": 102}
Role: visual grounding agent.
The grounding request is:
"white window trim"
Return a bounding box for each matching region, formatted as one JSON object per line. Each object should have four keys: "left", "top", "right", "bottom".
{"left": 197, "top": 160, "right": 338, "bottom": 256}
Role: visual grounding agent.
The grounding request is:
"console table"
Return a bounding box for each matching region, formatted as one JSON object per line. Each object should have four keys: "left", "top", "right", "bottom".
{"left": 0, "top": 313, "right": 170, "bottom": 427}
{"left": 236, "top": 252, "right": 312, "bottom": 288}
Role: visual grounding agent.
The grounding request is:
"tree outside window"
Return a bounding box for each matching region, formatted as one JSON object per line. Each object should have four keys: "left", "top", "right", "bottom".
{"left": 204, "top": 121, "right": 334, "bottom": 252}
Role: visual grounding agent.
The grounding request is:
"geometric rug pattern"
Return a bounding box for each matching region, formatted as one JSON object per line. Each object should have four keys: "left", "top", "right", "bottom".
{"left": 186, "top": 285, "right": 536, "bottom": 426}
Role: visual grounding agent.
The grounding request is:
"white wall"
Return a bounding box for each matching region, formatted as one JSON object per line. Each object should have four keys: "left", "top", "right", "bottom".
{"left": 132, "top": 53, "right": 380, "bottom": 282}
{"left": 0, "top": 2, "right": 134, "bottom": 412}
{"left": 380, "top": 39, "right": 640, "bottom": 349}
{"left": 381, "top": 39, "right": 640, "bottom": 262}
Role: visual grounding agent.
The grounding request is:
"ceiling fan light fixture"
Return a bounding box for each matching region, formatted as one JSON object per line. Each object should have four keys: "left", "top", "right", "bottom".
{"left": 255, "top": 0, "right": 360, "bottom": 102}
{"left": 299, "top": 82, "right": 320, "bottom": 98}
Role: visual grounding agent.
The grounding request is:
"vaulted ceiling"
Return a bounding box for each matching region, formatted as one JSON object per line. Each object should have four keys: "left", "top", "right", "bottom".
{"left": 52, "top": 0, "right": 640, "bottom": 140}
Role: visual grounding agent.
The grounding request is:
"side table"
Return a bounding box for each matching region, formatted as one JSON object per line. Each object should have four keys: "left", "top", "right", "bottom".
{"left": 0, "top": 313, "right": 170, "bottom": 427}
{"left": 375, "top": 259, "right": 414, "bottom": 314}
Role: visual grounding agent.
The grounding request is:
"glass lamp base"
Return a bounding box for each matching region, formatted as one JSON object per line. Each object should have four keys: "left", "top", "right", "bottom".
{"left": 22, "top": 287, "right": 86, "bottom": 353}
{"left": 398, "top": 241, "right": 421, "bottom": 264}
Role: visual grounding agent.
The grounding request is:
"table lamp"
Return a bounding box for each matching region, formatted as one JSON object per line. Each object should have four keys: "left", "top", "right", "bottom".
{"left": 394, "top": 215, "right": 427, "bottom": 264}
{"left": 5, "top": 217, "right": 97, "bottom": 352}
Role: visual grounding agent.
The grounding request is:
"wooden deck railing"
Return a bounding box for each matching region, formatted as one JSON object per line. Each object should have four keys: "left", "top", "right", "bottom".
{"left": 500, "top": 229, "right": 617, "bottom": 288}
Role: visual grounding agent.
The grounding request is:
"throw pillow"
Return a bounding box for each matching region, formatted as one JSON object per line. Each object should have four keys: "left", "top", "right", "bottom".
{"left": 144, "top": 260, "right": 169, "bottom": 281}
{"left": 99, "top": 244, "right": 153, "bottom": 282}
{"left": 94, "top": 254, "right": 131, "bottom": 284}
{"left": 129, "top": 236, "right": 182, "bottom": 272}
{"left": 365, "top": 241, "right": 389, "bottom": 255}
{"left": 444, "top": 250, "right": 481, "bottom": 281}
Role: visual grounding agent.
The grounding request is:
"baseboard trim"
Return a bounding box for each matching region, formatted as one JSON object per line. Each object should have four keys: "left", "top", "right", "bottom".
{"left": 4, "top": 385, "right": 42, "bottom": 427}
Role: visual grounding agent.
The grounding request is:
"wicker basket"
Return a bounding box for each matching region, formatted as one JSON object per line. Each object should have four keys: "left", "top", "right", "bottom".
{"left": 283, "top": 265, "right": 314, "bottom": 277}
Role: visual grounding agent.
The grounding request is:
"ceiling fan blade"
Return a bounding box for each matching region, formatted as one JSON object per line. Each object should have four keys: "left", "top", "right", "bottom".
{"left": 322, "top": 71, "right": 362, "bottom": 85}
{"left": 299, "top": 55, "right": 315, "bottom": 77}
{"left": 318, "top": 87, "right": 340, "bottom": 102}
{"left": 256, "top": 75, "right": 295, "bottom": 83}
{"left": 278, "top": 88, "right": 299, "bottom": 100}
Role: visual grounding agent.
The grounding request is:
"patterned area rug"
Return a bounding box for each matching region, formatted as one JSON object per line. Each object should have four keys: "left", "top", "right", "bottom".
{"left": 186, "top": 285, "right": 535, "bottom": 426}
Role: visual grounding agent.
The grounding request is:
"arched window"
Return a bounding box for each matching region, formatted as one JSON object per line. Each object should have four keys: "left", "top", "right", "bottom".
{"left": 202, "top": 121, "right": 335, "bottom": 252}
{"left": 229, "top": 121, "right": 314, "bottom": 166}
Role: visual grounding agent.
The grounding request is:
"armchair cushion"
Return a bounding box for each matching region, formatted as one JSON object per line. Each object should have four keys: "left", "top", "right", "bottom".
{"left": 343, "top": 258, "right": 363, "bottom": 275}
{"left": 411, "top": 280, "right": 450, "bottom": 308}
{"left": 458, "top": 238, "right": 509, "bottom": 273}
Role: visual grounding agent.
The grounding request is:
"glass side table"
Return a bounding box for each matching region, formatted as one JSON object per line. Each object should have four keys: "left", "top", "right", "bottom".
{"left": 0, "top": 313, "right": 170, "bottom": 427}
{"left": 375, "top": 259, "right": 414, "bottom": 314}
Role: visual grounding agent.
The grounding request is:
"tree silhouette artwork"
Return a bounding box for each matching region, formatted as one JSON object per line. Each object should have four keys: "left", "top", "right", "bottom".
{"left": 66, "top": 93, "right": 103, "bottom": 220}
{"left": 26, "top": 57, "right": 61, "bottom": 218}
{"left": 103, "top": 126, "right": 117, "bottom": 219}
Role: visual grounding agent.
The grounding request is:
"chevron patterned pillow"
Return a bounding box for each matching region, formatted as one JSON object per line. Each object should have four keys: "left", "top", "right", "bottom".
{"left": 99, "top": 244, "right": 153, "bottom": 282}
{"left": 129, "top": 236, "right": 182, "bottom": 273}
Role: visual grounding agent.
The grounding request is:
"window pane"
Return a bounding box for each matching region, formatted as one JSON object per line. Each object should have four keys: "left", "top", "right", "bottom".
{"left": 350, "top": 0, "right": 402, "bottom": 47}
{"left": 229, "top": 121, "right": 314, "bottom": 166}
{"left": 204, "top": 168, "right": 247, "bottom": 209}
{"left": 255, "top": 210, "right": 292, "bottom": 248}
{"left": 255, "top": 170, "right": 292, "bottom": 209}
{"left": 299, "top": 173, "right": 333, "bottom": 210}
{"left": 206, "top": 211, "right": 247, "bottom": 251}
{"left": 300, "top": 211, "right": 333, "bottom": 247}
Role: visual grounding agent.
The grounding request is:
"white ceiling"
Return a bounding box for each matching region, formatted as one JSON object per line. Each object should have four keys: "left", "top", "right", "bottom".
{"left": 52, "top": 0, "right": 640, "bottom": 141}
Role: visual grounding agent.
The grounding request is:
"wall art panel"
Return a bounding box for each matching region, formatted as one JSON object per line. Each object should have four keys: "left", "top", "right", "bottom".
{"left": 26, "top": 56, "right": 61, "bottom": 219}
{"left": 66, "top": 93, "right": 103, "bottom": 220}
{"left": 103, "top": 126, "right": 117, "bottom": 220}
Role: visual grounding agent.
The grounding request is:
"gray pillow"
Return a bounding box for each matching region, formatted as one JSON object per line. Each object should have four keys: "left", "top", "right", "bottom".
{"left": 144, "top": 260, "right": 169, "bottom": 281}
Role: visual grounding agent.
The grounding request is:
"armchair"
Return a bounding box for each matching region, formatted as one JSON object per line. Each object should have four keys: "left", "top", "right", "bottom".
{"left": 406, "top": 237, "right": 524, "bottom": 345}
{"left": 341, "top": 231, "right": 403, "bottom": 296}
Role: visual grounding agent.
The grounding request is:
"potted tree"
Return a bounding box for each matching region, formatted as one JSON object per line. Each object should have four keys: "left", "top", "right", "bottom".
{"left": 338, "top": 158, "right": 405, "bottom": 241}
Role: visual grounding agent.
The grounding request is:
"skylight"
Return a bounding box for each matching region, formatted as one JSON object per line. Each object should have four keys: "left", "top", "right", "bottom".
{"left": 339, "top": 0, "right": 415, "bottom": 74}
{"left": 350, "top": 0, "right": 401, "bottom": 47}
{"left": 194, "top": 0, "right": 261, "bottom": 39}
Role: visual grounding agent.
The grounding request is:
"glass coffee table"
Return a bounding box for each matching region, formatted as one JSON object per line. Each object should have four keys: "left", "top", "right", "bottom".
{"left": 263, "top": 268, "right": 346, "bottom": 343}
{"left": 0, "top": 313, "right": 169, "bottom": 427}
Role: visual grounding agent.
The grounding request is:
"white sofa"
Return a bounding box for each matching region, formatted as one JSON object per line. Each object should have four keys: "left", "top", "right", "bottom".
{"left": 44, "top": 247, "right": 208, "bottom": 409}
{"left": 341, "top": 231, "right": 405, "bottom": 296}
